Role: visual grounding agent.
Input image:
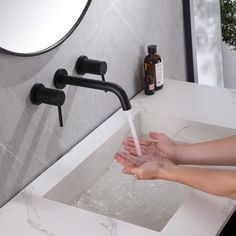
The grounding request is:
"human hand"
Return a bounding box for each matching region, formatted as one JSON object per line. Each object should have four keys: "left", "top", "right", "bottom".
{"left": 114, "top": 152, "right": 176, "bottom": 180}
{"left": 123, "top": 132, "right": 178, "bottom": 163}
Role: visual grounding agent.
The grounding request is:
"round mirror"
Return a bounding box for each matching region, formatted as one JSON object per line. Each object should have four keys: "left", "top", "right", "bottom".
{"left": 0, "top": 0, "right": 91, "bottom": 56}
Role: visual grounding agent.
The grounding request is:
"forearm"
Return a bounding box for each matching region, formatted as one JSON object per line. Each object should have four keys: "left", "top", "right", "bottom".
{"left": 163, "top": 165, "right": 236, "bottom": 199}
{"left": 175, "top": 135, "right": 236, "bottom": 165}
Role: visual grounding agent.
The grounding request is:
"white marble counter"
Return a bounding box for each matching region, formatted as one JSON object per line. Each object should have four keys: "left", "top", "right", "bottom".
{"left": 0, "top": 79, "right": 236, "bottom": 236}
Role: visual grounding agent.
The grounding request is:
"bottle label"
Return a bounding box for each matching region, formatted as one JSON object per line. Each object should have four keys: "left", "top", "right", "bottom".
{"left": 155, "top": 61, "right": 164, "bottom": 87}
{"left": 149, "top": 83, "right": 155, "bottom": 90}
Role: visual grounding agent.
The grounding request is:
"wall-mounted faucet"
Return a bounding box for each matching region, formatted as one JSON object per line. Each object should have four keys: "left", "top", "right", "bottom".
{"left": 30, "top": 84, "right": 65, "bottom": 127}
{"left": 53, "top": 69, "right": 131, "bottom": 111}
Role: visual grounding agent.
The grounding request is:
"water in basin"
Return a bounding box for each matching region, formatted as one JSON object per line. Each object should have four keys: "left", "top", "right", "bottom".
{"left": 44, "top": 111, "right": 236, "bottom": 232}
{"left": 71, "top": 158, "right": 191, "bottom": 232}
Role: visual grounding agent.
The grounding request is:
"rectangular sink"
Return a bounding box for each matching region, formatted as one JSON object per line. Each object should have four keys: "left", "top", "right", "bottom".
{"left": 43, "top": 111, "right": 236, "bottom": 232}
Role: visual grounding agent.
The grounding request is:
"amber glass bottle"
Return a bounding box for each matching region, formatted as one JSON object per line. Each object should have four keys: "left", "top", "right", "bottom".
{"left": 144, "top": 45, "right": 164, "bottom": 90}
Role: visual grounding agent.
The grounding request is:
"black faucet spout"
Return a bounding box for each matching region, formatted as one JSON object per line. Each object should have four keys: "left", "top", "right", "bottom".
{"left": 54, "top": 69, "right": 131, "bottom": 111}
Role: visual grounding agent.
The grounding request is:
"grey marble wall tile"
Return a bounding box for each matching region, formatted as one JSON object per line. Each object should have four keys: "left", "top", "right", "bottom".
{"left": 0, "top": 76, "right": 65, "bottom": 206}
{"left": 112, "top": 0, "right": 187, "bottom": 81}
{"left": 0, "top": 0, "right": 187, "bottom": 206}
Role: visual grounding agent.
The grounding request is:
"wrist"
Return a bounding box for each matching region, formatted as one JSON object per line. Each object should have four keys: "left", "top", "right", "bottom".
{"left": 157, "top": 162, "right": 179, "bottom": 181}
{"left": 170, "top": 143, "right": 182, "bottom": 164}
{"left": 172, "top": 143, "right": 188, "bottom": 165}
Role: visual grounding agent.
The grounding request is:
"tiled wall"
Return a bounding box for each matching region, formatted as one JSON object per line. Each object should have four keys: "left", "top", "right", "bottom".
{"left": 0, "top": 0, "right": 186, "bottom": 206}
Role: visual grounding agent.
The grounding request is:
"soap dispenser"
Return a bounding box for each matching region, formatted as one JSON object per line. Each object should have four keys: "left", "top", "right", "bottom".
{"left": 144, "top": 45, "right": 164, "bottom": 90}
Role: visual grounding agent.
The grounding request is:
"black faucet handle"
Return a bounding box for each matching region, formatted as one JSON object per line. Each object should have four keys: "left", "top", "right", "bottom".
{"left": 30, "top": 84, "right": 65, "bottom": 127}
{"left": 75, "top": 55, "right": 107, "bottom": 76}
{"left": 30, "top": 84, "right": 65, "bottom": 106}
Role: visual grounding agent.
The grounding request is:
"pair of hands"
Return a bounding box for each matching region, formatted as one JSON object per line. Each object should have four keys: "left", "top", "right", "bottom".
{"left": 114, "top": 132, "right": 178, "bottom": 180}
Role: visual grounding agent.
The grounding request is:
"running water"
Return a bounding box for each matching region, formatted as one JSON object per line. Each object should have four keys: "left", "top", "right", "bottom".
{"left": 125, "top": 110, "right": 142, "bottom": 157}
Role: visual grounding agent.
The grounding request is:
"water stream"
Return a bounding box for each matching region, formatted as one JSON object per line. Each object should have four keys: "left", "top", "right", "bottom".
{"left": 125, "top": 110, "right": 142, "bottom": 157}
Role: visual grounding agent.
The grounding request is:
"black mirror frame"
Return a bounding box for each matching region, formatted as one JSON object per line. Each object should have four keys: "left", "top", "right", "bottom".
{"left": 182, "top": 0, "right": 198, "bottom": 83}
{"left": 0, "top": 0, "right": 92, "bottom": 57}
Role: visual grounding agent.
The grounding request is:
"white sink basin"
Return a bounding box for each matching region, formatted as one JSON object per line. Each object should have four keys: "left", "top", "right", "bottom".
{"left": 42, "top": 111, "right": 236, "bottom": 233}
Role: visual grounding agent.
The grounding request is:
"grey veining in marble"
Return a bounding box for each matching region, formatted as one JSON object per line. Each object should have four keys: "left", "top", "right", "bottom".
{"left": 98, "top": 216, "right": 118, "bottom": 236}
{"left": 0, "top": 0, "right": 187, "bottom": 206}
{"left": 21, "top": 190, "right": 55, "bottom": 236}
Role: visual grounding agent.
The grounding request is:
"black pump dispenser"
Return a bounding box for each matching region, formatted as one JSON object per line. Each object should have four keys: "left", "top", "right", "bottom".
{"left": 148, "top": 45, "right": 157, "bottom": 54}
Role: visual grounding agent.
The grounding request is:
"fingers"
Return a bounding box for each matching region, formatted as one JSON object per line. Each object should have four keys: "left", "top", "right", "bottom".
{"left": 122, "top": 166, "right": 141, "bottom": 179}
{"left": 149, "top": 132, "right": 161, "bottom": 140}
{"left": 114, "top": 152, "right": 131, "bottom": 167}
{"left": 124, "top": 145, "right": 148, "bottom": 156}
{"left": 125, "top": 134, "right": 161, "bottom": 145}
{"left": 123, "top": 137, "right": 150, "bottom": 155}
{"left": 126, "top": 136, "right": 151, "bottom": 146}
{"left": 124, "top": 146, "right": 139, "bottom": 156}
{"left": 114, "top": 152, "right": 139, "bottom": 167}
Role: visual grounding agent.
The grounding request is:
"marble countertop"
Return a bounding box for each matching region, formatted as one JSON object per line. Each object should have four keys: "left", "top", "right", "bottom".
{"left": 0, "top": 79, "right": 236, "bottom": 236}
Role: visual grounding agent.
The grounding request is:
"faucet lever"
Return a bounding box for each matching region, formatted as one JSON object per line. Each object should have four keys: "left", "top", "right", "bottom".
{"left": 57, "top": 106, "right": 63, "bottom": 127}
{"left": 101, "top": 75, "right": 108, "bottom": 92}
{"left": 30, "top": 84, "right": 65, "bottom": 127}
{"left": 101, "top": 75, "right": 106, "bottom": 82}
{"left": 75, "top": 55, "right": 107, "bottom": 76}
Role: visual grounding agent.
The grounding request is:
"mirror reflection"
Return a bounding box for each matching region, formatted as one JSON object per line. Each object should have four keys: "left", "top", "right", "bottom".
{"left": 220, "top": 0, "right": 236, "bottom": 89}
{"left": 0, "top": 0, "right": 91, "bottom": 56}
{"left": 192, "top": 0, "right": 236, "bottom": 89}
